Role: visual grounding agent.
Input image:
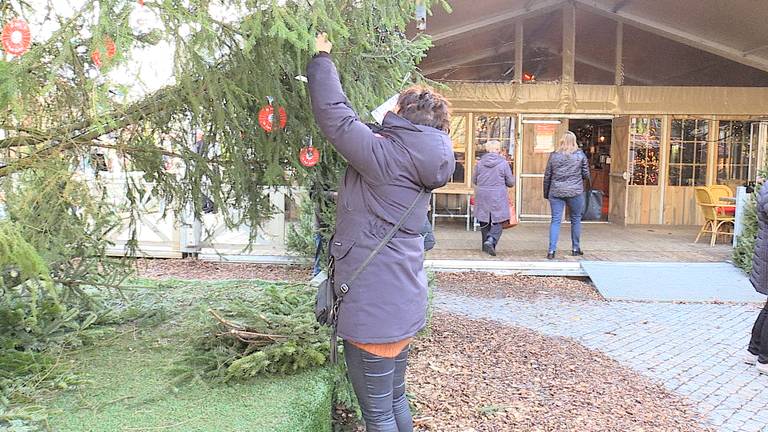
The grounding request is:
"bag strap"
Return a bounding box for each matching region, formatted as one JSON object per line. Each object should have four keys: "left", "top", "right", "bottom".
{"left": 338, "top": 188, "right": 426, "bottom": 295}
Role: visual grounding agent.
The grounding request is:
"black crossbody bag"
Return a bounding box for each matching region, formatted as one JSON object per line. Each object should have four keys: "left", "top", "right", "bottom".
{"left": 314, "top": 189, "right": 425, "bottom": 363}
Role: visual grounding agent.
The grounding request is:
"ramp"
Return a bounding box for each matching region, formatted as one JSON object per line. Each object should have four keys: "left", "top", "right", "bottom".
{"left": 581, "top": 261, "right": 765, "bottom": 303}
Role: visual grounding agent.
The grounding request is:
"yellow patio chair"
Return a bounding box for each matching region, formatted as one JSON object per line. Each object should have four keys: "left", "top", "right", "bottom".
{"left": 710, "top": 184, "right": 735, "bottom": 202}
{"left": 694, "top": 186, "right": 735, "bottom": 246}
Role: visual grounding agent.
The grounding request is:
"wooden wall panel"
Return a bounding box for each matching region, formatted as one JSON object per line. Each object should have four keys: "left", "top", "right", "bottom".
{"left": 663, "top": 186, "right": 703, "bottom": 226}
{"left": 627, "top": 186, "right": 661, "bottom": 225}
{"left": 520, "top": 177, "right": 550, "bottom": 217}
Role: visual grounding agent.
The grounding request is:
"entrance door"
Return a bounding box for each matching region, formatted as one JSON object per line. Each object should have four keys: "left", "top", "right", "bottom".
{"left": 519, "top": 117, "right": 570, "bottom": 220}
{"left": 609, "top": 116, "right": 630, "bottom": 225}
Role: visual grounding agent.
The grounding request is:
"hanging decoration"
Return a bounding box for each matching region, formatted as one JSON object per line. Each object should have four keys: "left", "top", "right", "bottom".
{"left": 258, "top": 100, "right": 287, "bottom": 133}
{"left": 1, "top": 18, "right": 32, "bottom": 56}
{"left": 91, "top": 36, "right": 117, "bottom": 68}
{"left": 299, "top": 137, "right": 319, "bottom": 167}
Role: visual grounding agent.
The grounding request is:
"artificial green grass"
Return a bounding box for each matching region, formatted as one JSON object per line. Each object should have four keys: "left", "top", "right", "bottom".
{"left": 43, "top": 279, "right": 333, "bottom": 432}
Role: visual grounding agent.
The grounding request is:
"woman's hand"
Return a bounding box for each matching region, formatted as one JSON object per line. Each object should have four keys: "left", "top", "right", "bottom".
{"left": 315, "top": 32, "right": 332, "bottom": 54}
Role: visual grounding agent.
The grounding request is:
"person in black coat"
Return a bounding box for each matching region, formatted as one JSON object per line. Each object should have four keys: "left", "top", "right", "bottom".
{"left": 747, "top": 177, "right": 768, "bottom": 374}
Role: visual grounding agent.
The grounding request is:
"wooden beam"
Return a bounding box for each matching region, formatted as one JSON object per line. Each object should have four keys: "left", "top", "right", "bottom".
{"left": 538, "top": 44, "right": 652, "bottom": 84}
{"left": 421, "top": 43, "right": 516, "bottom": 75}
{"left": 612, "top": 0, "right": 633, "bottom": 13}
{"left": 562, "top": 3, "right": 576, "bottom": 85}
{"left": 615, "top": 21, "right": 624, "bottom": 85}
{"left": 429, "top": 0, "right": 567, "bottom": 43}
{"left": 577, "top": 52, "right": 651, "bottom": 85}
{"left": 515, "top": 22, "right": 524, "bottom": 82}
{"left": 744, "top": 44, "right": 768, "bottom": 56}
{"left": 574, "top": 0, "right": 768, "bottom": 73}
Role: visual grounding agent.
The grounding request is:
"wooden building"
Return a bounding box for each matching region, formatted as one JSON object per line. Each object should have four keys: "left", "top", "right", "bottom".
{"left": 419, "top": 0, "right": 768, "bottom": 226}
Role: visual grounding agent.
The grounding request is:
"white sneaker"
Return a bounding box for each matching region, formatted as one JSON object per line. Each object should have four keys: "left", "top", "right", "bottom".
{"left": 757, "top": 361, "right": 768, "bottom": 375}
{"left": 745, "top": 353, "right": 758, "bottom": 365}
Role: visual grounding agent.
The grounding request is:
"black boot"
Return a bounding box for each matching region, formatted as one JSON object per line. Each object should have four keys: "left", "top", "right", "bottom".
{"left": 572, "top": 249, "right": 584, "bottom": 256}
{"left": 483, "top": 240, "right": 496, "bottom": 256}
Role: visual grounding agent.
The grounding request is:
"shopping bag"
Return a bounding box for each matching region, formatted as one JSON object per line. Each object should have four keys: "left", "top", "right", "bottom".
{"left": 502, "top": 200, "right": 519, "bottom": 229}
{"left": 582, "top": 190, "right": 604, "bottom": 221}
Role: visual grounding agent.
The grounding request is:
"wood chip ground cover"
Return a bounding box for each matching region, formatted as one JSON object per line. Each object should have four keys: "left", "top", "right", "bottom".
{"left": 407, "top": 313, "right": 711, "bottom": 432}
{"left": 137, "top": 259, "right": 310, "bottom": 282}
{"left": 436, "top": 272, "right": 601, "bottom": 301}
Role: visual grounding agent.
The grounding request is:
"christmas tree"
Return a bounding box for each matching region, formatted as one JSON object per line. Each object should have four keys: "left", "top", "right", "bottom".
{"left": 0, "top": 0, "right": 447, "bottom": 416}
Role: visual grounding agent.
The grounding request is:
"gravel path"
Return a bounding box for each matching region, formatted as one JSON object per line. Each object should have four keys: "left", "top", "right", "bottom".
{"left": 435, "top": 290, "right": 768, "bottom": 432}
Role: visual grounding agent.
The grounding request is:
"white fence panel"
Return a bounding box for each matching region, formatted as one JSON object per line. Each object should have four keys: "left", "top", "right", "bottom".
{"left": 102, "top": 172, "right": 182, "bottom": 258}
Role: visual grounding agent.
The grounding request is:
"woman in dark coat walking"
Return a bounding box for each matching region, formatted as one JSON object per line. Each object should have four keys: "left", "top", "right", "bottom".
{"left": 747, "top": 178, "right": 768, "bottom": 374}
{"left": 473, "top": 140, "right": 515, "bottom": 256}
{"left": 308, "top": 34, "right": 454, "bottom": 431}
{"left": 543, "top": 131, "right": 590, "bottom": 260}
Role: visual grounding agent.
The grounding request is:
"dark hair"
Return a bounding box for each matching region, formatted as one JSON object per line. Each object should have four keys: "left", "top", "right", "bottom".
{"left": 396, "top": 85, "right": 451, "bottom": 132}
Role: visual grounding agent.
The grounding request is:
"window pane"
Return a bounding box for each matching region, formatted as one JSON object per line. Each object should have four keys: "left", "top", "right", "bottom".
{"left": 716, "top": 120, "right": 755, "bottom": 184}
{"left": 682, "top": 142, "right": 695, "bottom": 163}
{"left": 694, "top": 165, "right": 707, "bottom": 186}
{"left": 669, "top": 166, "right": 681, "bottom": 186}
{"left": 670, "top": 141, "right": 682, "bottom": 164}
{"left": 449, "top": 115, "right": 468, "bottom": 184}
{"left": 629, "top": 116, "right": 662, "bottom": 186}
{"left": 671, "top": 121, "right": 682, "bottom": 139}
{"left": 681, "top": 166, "right": 693, "bottom": 185}
{"left": 473, "top": 113, "right": 516, "bottom": 177}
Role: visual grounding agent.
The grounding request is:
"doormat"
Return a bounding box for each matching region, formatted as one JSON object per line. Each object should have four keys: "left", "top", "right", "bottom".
{"left": 581, "top": 261, "right": 765, "bottom": 303}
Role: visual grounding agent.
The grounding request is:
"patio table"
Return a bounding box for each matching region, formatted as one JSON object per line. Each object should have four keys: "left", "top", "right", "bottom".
{"left": 431, "top": 186, "right": 473, "bottom": 231}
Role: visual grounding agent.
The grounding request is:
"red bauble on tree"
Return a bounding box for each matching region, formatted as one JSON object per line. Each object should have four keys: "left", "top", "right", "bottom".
{"left": 2, "top": 18, "right": 32, "bottom": 56}
{"left": 258, "top": 105, "right": 287, "bottom": 133}
{"left": 92, "top": 36, "right": 117, "bottom": 68}
{"left": 299, "top": 146, "right": 320, "bottom": 167}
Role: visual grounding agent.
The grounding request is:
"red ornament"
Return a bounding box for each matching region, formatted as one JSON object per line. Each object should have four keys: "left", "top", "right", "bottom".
{"left": 92, "top": 37, "right": 117, "bottom": 68}
{"left": 523, "top": 72, "right": 535, "bottom": 82}
{"left": 258, "top": 105, "right": 287, "bottom": 132}
{"left": 2, "top": 18, "right": 32, "bottom": 56}
{"left": 105, "top": 37, "right": 116, "bottom": 58}
{"left": 91, "top": 49, "right": 102, "bottom": 68}
{"left": 299, "top": 146, "right": 320, "bottom": 167}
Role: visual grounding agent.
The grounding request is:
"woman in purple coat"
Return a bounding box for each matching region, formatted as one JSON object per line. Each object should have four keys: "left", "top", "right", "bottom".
{"left": 308, "top": 34, "right": 454, "bottom": 431}
{"left": 473, "top": 140, "right": 515, "bottom": 256}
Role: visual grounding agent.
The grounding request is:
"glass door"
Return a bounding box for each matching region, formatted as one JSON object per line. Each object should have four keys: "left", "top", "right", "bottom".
{"left": 519, "top": 116, "right": 569, "bottom": 220}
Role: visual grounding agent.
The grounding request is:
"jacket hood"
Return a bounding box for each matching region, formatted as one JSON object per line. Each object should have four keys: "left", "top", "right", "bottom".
{"left": 480, "top": 152, "right": 506, "bottom": 168}
{"left": 381, "top": 112, "right": 455, "bottom": 190}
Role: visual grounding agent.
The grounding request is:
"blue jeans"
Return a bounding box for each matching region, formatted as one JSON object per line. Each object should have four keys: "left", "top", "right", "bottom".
{"left": 548, "top": 194, "right": 585, "bottom": 253}
{"left": 344, "top": 341, "right": 412, "bottom": 432}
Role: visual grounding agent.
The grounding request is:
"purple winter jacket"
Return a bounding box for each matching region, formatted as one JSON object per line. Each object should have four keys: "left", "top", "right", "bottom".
{"left": 473, "top": 153, "right": 515, "bottom": 224}
{"left": 307, "top": 53, "right": 455, "bottom": 344}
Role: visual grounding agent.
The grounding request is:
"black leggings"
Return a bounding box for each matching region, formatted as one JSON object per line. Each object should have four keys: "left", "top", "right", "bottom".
{"left": 749, "top": 299, "right": 768, "bottom": 364}
{"left": 343, "top": 341, "right": 412, "bottom": 432}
